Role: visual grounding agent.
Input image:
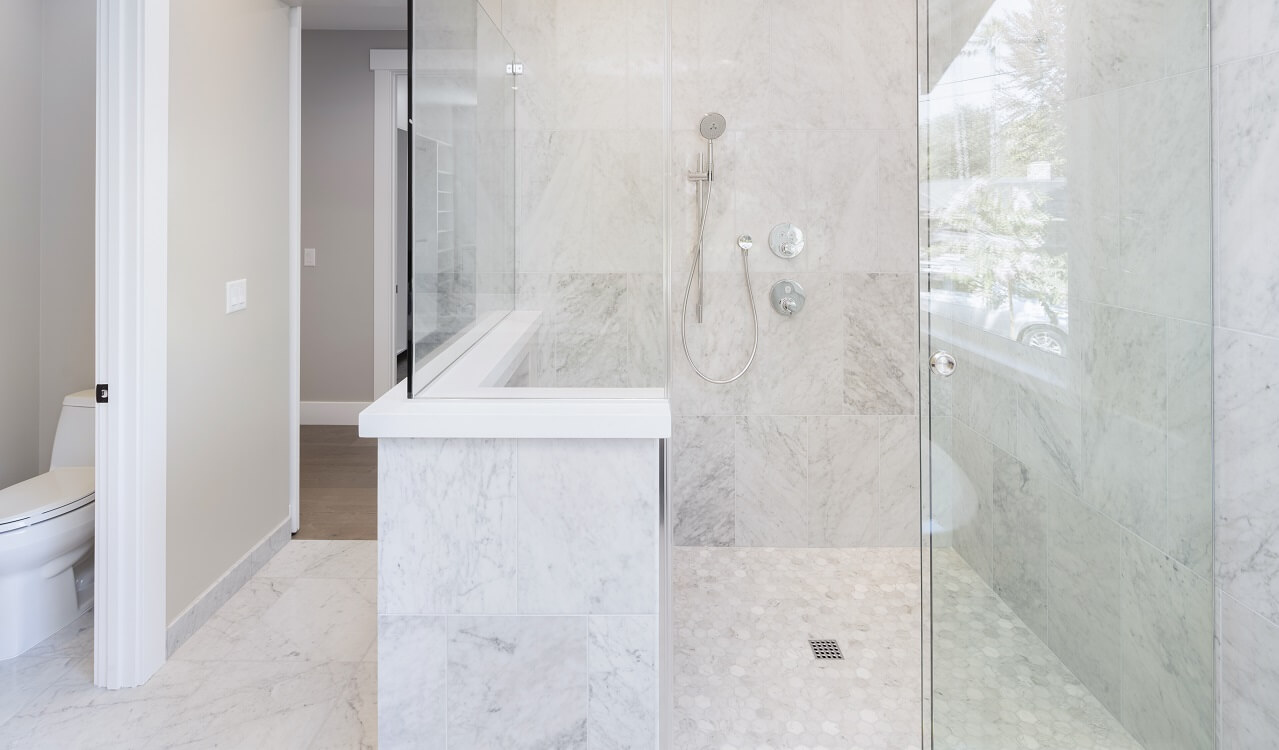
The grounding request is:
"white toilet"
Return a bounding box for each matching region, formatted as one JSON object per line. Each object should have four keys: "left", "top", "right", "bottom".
{"left": 0, "top": 390, "right": 96, "bottom": 660}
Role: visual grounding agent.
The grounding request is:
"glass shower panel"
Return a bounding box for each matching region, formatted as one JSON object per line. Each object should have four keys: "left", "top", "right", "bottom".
{"left": 409, "top": 0, "right": 515, "bottom": 394}
{"left": 921, "top": 0, "right": 1214, "bottom": 747}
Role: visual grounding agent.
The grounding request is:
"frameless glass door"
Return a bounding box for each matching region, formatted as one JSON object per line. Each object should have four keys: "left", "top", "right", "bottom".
{"left": 921, "top": 0, "right": 1215, "bottom": 746}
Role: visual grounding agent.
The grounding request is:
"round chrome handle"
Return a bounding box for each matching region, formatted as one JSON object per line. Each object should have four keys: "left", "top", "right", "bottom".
{"left": 930, "top": 351, "right": 957, "bottom": 377}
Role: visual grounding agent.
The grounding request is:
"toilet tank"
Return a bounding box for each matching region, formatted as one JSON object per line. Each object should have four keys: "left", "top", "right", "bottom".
{"left": 50, "top": 390, "right": 96, "bottom": 468}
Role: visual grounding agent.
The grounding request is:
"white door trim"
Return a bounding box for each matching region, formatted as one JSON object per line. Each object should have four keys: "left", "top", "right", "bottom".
{"left": 288, "top": 7, "right": 302, "bottom": 533}
{"left": 372, "top": 49, "right": 408, "bottom": 395}
{"left": 94, "top": 0, "right": 169, "bottom": 689}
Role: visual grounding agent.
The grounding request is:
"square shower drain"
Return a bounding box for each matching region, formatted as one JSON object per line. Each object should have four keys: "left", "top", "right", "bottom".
{"left": 809, "top": 639, "right": 844, "bottom": 660}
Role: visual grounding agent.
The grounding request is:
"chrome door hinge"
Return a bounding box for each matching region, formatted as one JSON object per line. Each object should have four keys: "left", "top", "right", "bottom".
{"left": 506, "top": 62, "right": 525, "bottom": 75}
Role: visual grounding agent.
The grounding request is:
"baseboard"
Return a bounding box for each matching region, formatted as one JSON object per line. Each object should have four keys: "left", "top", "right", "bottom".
{"left": 166, "top": 517, "right": 292, "bottom": 657}
{"left": 300, "top": 401, "right": 371, "bottom": 426}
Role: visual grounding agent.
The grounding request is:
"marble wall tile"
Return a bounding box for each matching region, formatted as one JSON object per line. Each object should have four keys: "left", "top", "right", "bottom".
{"left": 746, "top": 272, "right": 844, "bottom": 415}
{"left": 516, "top": 130, "right": 663, "bottom": 275}
{"left": 1013, "top": 346, "right": 1082, "bottom": 496}
{"left": 1081, "top": 303, "right": 1168, "bottom": 549}
{"left": 1064, "top": 0, "right": 1208, "bottom": 100}
{"left": 549, "top": 274, "right": 630, "bottom": 388}
{"left": 845, "top": 273, "right": 918, "bottom": 415}
{"left": 1215, "top": 329, "right": 1279, "bottom": 624}
{"left": 876, "top": 129, "right": 923, "bottom": 275}
{"left": 626, "top": 273, "right": 665, "bottom": 388}
{"left": 1215, "top": 51, "right": 1279, "bottom": 338}
{"left": 734, "top": 416, "right": 809, "bottom": 546}
{"left": 1220, "top": 595, "right": 1279, "bottom": 749}
{"left": 378, "top": 616, "right": 446, "bottom": 749}
{"left": 588, "top": 616, "right": 658, "bottom": 750}
{"left": 1212, "top": 0, "right": 1279, "bottom": 64}
{"left": 808, "top": 416, "right": 881, "bottom": 547}
{"left": 1047, "top": 494, "right": 1122, "bottom": 715}
{"left": 503, "top": 0, "right": 664, "bottom": 132}
{"left": 1118, "top": 534, "right": 1214, "bottom": 750}
{"left": 517, "top": 440, "right": 658, "bottom": 614}
{"left": 879, "top": 416, "right": 923, "bottom": 547}
{"left": 990, "top": 450, "right": 1049, "bottom": 641}
{"left": 1166, "top": 320, "right": 1213, "bottom": 578}
{"left": 378, "top": 439, "right": 518, "bottom": 615}
{"left": 943, "top": 420, "right": 995, "bottom": 582}
{"left": 670, "top": 270, "right": 751, "bottom": 416}
{"left": 1068, "top": 72, "right": 1212, "bottom": 322}
{"left": 672, "top": 416, "right": 735, "bottom": 546}
{"left": 447, "top": 616, "right": 589, "bottom": 749}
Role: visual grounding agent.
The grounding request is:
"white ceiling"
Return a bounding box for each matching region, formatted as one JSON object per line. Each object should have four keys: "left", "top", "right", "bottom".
{"left": 293, "top": 0, "right": 408, "bottom": 31}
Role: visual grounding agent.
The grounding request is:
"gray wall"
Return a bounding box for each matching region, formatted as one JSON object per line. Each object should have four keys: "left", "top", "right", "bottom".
{"left": 1212, "top": 0, "right": 1279, "bottom": 744}
{"left": 39, "top": 0, "right": 97, "bottom": 473}
{"left": 0, "top": 0, "right": 43, "bottom": 490}
{"left": 167, "top": 0, "right": 292, "bottom": 622}
{"left": 301, "top": 30, "right": 405, "bottom": 404}
{"left": 0, "top": 0, "right": 96, "bottom": 490}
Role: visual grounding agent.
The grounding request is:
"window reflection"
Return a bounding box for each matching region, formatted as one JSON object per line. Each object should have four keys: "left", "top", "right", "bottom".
{"left": 926, "top": 0, "right": 1068, "bottom": 356}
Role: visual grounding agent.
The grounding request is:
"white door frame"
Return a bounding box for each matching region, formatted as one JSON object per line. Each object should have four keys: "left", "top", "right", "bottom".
{"left": 372, "top": 49, "right": 408, "bottom": 394}
{"left": 288, "top": 7, "right": 302, "bottom": 533}
{"left": 94, "top": 0, "right": 169, "bottom": 689}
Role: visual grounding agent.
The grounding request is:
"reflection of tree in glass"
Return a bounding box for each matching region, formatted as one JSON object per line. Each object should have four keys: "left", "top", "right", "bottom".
{"left": 936, "top": 180, "right": 1066, "bottom": 337}
{"left": 929, "top": 0, "right": 1069, "bottom": 342}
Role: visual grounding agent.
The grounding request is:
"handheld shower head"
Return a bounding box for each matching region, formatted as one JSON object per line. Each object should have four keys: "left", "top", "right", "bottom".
{"left": 699, "top": 112, "right": 727, "bottom": 140}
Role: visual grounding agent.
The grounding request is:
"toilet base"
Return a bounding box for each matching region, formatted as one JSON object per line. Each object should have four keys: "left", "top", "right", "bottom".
{"left": 0, "top": 503, "right": 95, "bottom": 660}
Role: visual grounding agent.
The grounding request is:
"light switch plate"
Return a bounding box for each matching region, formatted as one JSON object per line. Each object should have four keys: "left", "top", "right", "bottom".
{"left": 226, "top": 279, "right": 248, "bottom": 313}
{"left": 304, "top": 247, "right": 316, "bottom": 267}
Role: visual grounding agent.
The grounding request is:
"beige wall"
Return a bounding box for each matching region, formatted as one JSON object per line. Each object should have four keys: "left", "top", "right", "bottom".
{"left": 167, "top": 0, "right": 292, "bottom": 622}
{"left": 301, "top": 30, "right": 405, "bottom": 403}
{"left": 0, "top": 0, "right": 42, "bottom": 490}
{"left": 39, "top": 0, "right": 97, "bottom": 472}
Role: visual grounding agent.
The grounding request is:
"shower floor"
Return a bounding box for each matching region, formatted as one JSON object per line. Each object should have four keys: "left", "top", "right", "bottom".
{"left": 672, "top": 546, "right": 1141, "bottom": 750}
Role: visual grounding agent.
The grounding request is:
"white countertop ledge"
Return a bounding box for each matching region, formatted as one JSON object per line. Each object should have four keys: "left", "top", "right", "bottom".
{"left": 359, "top": 387, "right": 671, "bottom": 439}
{"left": 358, "top": 312, "right": 671, "bottom": 439}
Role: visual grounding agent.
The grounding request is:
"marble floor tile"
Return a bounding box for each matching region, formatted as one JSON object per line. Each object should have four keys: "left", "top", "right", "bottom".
{"left": 0, "top": 540, "right": 379, "bottom": 750}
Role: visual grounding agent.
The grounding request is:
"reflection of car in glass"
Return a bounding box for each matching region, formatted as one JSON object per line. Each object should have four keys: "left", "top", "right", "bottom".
{"left": 925, "top": 259, "right": 1069, "bottom": 356}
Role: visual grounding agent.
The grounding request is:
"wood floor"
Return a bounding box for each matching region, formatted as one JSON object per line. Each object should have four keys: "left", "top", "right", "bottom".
{"left": 297, "top": 425, "right": 377, "bottom": 540}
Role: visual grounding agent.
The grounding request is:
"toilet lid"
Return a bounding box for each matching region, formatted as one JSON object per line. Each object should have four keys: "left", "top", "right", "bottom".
{"left": 0, "top": 467, "right": 95, "bottom": 532}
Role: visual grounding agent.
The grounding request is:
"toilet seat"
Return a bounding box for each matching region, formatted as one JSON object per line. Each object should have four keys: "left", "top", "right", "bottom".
{"left": 0, "top": 467, "right": 95, "bottom": 534}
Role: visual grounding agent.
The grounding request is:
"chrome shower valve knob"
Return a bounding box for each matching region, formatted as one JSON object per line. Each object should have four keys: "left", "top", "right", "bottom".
{"left": 770, "top": 279, "right": 806, "bottom": 316}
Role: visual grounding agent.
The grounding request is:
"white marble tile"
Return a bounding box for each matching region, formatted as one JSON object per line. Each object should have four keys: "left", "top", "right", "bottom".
{"left": 515, "top": 130, "right": 663, "bottom": 275}
{"left": 1080, "top": 303, "right": 1168, "bottom": 549}
{"left": 447, "top": 616, "right": 589, "bottom": 749}
{"left": 1215, "top": 51, "right": 1279, "bottom": 338}
{"left": 1213, "top": 0, "right": 1279, "bottom": 64}
{"left": 1165, "top": 319, "right": 1213, "bottom": 578}
{"left": 172, "top": 576, "right": 376, "bottom": 664}
{"left": 878, "top": 416, "right": 923, "bottom": 547}
{"left": 989, "top": 449, "right": 1049, "bottom": 640}
{"left": 746, "top": 271, "right": 844, "bottom": 415}
{"left": 1118, "top": 533, "right": 1214, "bottom": 750}
{"left": 588, "top": 616, "right": 657, "bottom": 750}
{"left": 0, "top": 654, "right": 77, "bottom": 725}
{"left": 625, "top": 272, "right": 665, "bottom": 388}
{"left": 734, "top": 416, "right": 808, "bottom": 546}
{"left": 671, "top": 416, "right": 735, "bottom": 547}
{"left": 378, "top": 615, "right": 446, "bottom": 748}
{"left": 844, "top": 273, "right": 918, "bottom": 415}
{"left": 1013, "top": 345, "right": 1082, "bottom": 495}
{"left": 1064, "top": 0, "right": 1208, "bottom": 99}
{"left": 257, "top": 540, "right": 377, "bottom": 580}
{"left": 1215, "top": 329, "right": 1279, "bottom": 623}
{"left": 548, "top": 273, "right": 630, "bottom": 388}
{"left": 503, "top": 0, "right": 664, "bottom": 132}
{"left": 669, "top": 270, "right": 751, "bottom": 416}
{"left": 311, "top": 659, "right": 376, "bottom": 750}
{"left": 517, "top": 439, "right": 659, "bottom": 614}
{"left": 807, "top": 416, "right": 881, "bottom": 547}
{"left": 20, "top": 610, "right": 93, "bottom": 660}
{"left": 1220, "top": 594, "right": 1279, "bottom": 749}
{"left": 942, "top": 419, "right": 994, "bottom": 583}
{"left": 1046, "top": 493, "right": 1122, "bottom": 715}
{"left": 379, "top": 438, "right": 518, "bottom": 615}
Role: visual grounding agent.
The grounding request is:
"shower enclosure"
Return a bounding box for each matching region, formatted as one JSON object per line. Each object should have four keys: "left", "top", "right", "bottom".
{"left": 400, "top": 0, "right": 1218, "bottom": 746}
{"left": 921, "top": 0, "right": 1215, "bottom": 747}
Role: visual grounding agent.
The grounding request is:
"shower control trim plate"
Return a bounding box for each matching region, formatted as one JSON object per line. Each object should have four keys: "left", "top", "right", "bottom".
{"left": 770, "top": 279, "right": 806, "bottom": 316}
{"left": 769, "top": 223, "right": 805, "bottom": 259}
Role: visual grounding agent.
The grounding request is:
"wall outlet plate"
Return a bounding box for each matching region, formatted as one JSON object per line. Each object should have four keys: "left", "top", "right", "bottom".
{"left": 304, "top": 247, "right": 316, "bottom": 267}
{"left": 226, "top": 279, "right": 248, "bottom": 313}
